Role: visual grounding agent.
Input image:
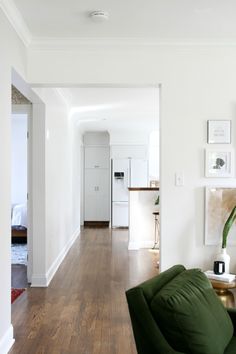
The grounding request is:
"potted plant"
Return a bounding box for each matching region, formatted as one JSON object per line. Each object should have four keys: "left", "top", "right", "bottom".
{"left": 155, "top": 196, "right": 160, "bottom": 206}
{"left": 222, "top": 206, "right": 236, "bottom": 248}
{"left": 216, "top": 205, "right": 236, "bottom": 274}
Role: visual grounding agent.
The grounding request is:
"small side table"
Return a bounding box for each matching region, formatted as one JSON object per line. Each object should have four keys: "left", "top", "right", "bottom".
{"left": 210, "top": 279, "right": 236, "bottom": 308}
{"left": 152, "top": 212, "right": 160, "bottom": 249}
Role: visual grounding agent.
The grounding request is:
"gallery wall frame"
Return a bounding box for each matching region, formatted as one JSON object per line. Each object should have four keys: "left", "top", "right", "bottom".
{"left": 205, "top": 148, "right": 234, "bottom": 178}
{"left": 205, "top": 186, "right": 236, "bottom": 246}
{"left": 207, "top": 120, "right": 231, "bottom": 144}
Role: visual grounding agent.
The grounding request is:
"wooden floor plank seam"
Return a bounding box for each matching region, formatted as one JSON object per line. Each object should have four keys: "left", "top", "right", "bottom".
{"left": 10, "top": 228, "right": 158, "bottom": 354}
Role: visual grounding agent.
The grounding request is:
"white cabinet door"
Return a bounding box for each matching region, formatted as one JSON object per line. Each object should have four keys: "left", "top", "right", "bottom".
{"left": 130, "top": 159, "right": 148, "bottom": 187}
{"left": 84, "top": 169, "right": 109, "bottom": 221}
{"left": 85, "top": 147, "right": 110, "bottom": 169}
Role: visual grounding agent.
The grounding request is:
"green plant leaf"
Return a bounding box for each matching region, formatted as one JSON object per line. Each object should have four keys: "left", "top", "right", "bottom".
{"left": 155, "top": 196, "right": 159, "bottom": 205}
{"left": 222, "top": 206, "right": 236, "bottom": 248}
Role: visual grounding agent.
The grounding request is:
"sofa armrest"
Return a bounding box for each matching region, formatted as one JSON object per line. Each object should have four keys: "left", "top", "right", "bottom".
{"left": 227, "top": 308, "right": 236, "bottom": 333}
{"left": 126, "top": 287, "right": 184, "bottom": 354}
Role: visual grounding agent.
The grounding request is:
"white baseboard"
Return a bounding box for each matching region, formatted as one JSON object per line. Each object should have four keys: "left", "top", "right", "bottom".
{"left": 128, "top": 242, "right": 139, "bottom": 250}
{"left": 31, "top": 227, "right": 80, "bottom": 287}
{"left": 0, "top": 325, "right": 15, "bottom": 354}
{"left": 140, "top": 240, "right": 155, "bottom": 248}
{"left": 128, "top": 240, "right": 154, "bottom": 250}
{"left": 30, "top": 274, "right": 48, "bottom": 287}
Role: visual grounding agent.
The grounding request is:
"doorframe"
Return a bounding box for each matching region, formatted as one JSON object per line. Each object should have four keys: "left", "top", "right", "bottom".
{"left": 12, "top": 68, "right": 47, "bottom": 286}
{"left": 11, "top": 104, "right": 33, "bottom": 282}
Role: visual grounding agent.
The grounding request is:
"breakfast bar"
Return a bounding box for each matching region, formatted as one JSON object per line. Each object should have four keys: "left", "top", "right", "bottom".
{"left": 128, "top": 187, "right": 159, "bottom": 250}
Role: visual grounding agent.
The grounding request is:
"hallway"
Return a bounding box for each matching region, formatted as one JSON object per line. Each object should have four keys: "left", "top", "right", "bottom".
{"left": 10, "top": 228, "right": 158, "bottom": 354}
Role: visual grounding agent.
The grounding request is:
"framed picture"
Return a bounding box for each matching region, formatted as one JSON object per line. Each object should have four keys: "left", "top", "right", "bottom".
{"left": 207, "top": 120, "right": 231, "bottom": 144}
{"left": 205, "top": 186, "right": 236, "bottom": 245}
{"left": 205, "top": 148, "right": 234, "bottom": 178}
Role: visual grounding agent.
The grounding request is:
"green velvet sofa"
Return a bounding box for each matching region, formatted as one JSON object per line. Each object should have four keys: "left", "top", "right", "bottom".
{"left": 126, "top": 265, "right": 236, "bottom": 354}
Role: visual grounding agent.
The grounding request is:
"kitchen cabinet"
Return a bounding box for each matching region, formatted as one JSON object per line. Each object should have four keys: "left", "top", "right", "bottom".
{"left": 84, "top": 146, "right": 109, "bottom": 169}
{"left": 84, "top": 169, "right": 109, "bottom": 221}
{"left": 83, "top": 133, "right": 110, "bottom": 223}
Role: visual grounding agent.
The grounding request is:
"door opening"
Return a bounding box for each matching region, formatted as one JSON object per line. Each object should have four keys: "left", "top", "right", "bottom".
{"left": 11, "top": 88, "right": 32, "bottom": 295}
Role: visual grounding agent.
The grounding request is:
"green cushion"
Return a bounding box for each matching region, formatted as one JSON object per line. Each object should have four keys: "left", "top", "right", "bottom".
{"left": 150, "top": 269, "right": 233, "bottom": 354}
{"left": 225, "top": 337, "right": 236, "bottom": 354}
{"left": 140, "top": 264, "right": 186, "bottom": 302}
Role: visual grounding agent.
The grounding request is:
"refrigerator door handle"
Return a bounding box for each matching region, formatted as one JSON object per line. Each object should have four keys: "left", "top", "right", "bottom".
{"left": 127, "top": 168, "right": 130, "bottom": 188}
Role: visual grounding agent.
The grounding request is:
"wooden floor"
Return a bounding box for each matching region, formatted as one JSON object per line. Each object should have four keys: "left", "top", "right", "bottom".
{"left": 10, "top": 228, "right": 158, "bottom": 354}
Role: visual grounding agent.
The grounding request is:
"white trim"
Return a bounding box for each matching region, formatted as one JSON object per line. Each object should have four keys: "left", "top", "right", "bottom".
{"left": 0, "top": 325, "right": 14, "bottom": 354}
{"left": 29, "top": 37, "right": 236, "bottom": 50}
{"left": 128, "top": 242, "right": 139, "bottom": 250}
{"left": 0, "top": 0, "right": 31, "bottom": 47}
{"left": 128, "top": 240, "right": 155, "bottom": 250}
{"left": 31, "top": 227, "right": 80, "bottom": 287}
{"left": 139, "top": 241, "right": 155, "bottom": 248}
{"left": 30, "top": 274, "right": 47, "bottom": 288}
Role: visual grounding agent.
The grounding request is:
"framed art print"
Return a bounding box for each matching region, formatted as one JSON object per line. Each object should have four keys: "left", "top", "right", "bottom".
{"left": 207, "top": 120, "right": 231, "bottom": 144}
{"left": 205, "top": 148, "right": 234, "bottom": 178}
{"left": 205, "top": 186, "right": 236, "bottom": 245}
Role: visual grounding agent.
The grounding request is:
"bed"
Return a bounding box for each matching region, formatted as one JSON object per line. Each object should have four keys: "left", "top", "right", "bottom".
{"left": 11, "top": 204, "right": 27, "bottom": 238}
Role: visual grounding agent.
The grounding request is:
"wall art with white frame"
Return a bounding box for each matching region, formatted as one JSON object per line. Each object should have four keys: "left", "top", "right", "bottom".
{"left": 205, "top": 186, "right": 236, "bottom": 246}
{"left": 205, "top": 148, "right": 234, "bottom": 178}
{"left": 207, "top": 120, "right": 231, "bottom": 144}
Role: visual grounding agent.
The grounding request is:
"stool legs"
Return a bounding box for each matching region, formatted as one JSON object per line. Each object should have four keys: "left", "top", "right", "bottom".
{"left": 152, "top": 215, "right": 159, "bottom": 249}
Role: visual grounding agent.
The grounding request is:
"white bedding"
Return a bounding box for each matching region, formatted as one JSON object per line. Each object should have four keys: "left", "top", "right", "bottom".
{"left": 11, "top": 204, "right": 27, "bottom": 228}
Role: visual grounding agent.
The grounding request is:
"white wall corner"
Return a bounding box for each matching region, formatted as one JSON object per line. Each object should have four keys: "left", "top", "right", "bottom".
{"left": 0, "top": 325, "right": 15, "bottom": 354}
{"left": 45, "top": 227, "right": 80, "bottom": 286}
{"left": 31, "top": 228, "right": 80, "bottom": 287}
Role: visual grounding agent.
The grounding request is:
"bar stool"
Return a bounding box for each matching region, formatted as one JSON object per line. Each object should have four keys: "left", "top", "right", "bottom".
{"left": 152, "top": 211, "right": 160, "bottom": 249}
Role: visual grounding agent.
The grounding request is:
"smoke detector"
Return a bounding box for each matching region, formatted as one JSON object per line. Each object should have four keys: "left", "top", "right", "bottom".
{"left": 90, "top": 10, "right": 109, "bottom": 22}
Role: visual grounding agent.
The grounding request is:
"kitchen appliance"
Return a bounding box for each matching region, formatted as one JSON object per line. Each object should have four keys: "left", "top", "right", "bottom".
{"left": 112, "top": 158, "right": 148, "bottom": 227}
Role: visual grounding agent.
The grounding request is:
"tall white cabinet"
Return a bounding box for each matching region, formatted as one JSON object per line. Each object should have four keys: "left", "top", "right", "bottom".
{"left": 84, "top": 133, "right": 110, "bottom": 223}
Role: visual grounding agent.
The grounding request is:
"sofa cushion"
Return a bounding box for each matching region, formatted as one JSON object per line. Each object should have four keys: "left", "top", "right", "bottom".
{"left": 150, "top": 269, "right": 233, "bottom": 354}
{"left": 225, "top": 336, "right": 236, "bottom": 354}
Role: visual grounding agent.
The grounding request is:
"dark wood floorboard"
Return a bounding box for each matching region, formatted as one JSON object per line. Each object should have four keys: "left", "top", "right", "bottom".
{"left": 10, "top": 228, "right": 158, "bottom": 354}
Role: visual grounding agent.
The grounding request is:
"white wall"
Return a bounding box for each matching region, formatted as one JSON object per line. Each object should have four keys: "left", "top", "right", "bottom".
{"left": 149, "top": 130, "right": 159, "bottom": 181}
{"left": 110, "top": 145, "right": 148, "bottom": 160}
{"left": 11, "top": 114, "right": 27, "bottom": 205}
{"left": 28, "top": 44, "right": 236, "bottom": 274}
{"left": 32, "top": 88, "right": 81, "bottom": 282}
{"left": 0, "top": 8, "right": 27, "bottom": 354}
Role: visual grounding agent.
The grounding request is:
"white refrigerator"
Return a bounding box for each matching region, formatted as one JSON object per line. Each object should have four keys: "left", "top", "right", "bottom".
{"left": 112, "top": 158, "right": 148, "bottom": 227}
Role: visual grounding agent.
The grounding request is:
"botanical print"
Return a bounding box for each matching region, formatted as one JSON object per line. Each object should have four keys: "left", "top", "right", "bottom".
{"left": 208, "top": 152, "right": 228, "bottom": 174}
{"left": 205, "top": 149, "right": 233, "bottom": 177}
{"left": 205, "top": 187, "right": 236, "bottom": 245}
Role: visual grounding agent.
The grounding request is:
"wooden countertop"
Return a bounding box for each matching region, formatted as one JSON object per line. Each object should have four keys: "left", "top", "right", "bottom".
{"left": 128, "top": 187, "right": 159, "bottom": 191}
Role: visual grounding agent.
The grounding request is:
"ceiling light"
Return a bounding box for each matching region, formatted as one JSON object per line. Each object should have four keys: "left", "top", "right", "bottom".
{"left": 90, "top": 10, "right": 109, "bottom": 22}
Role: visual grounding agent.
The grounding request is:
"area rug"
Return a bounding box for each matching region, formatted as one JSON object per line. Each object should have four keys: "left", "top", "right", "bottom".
{"left": 11, "top": 244, "right": 27, "bottom": 265}
{"left": 11, "top": 288, "right": 25, "bottom": 304}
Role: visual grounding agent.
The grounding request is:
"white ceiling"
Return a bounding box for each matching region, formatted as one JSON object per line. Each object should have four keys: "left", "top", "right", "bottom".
{"left": 59, "top": 87, "right": 158, "bottom": 135}
{"left": 11, "top": 0, "right": 236, "bottom": 43}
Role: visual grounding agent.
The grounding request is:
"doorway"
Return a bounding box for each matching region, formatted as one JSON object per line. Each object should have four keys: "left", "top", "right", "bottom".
{"left": 57, "top": 85, "right": 160, "bottom": 265}
{"left": 11, "top": 87, "right": 32, "bottom": 291}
